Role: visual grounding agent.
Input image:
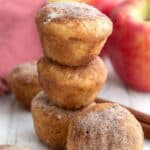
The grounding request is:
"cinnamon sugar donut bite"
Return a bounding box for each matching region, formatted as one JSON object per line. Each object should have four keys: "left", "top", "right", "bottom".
{"left": 7, "top": 61, "right": 42, "bottom": 109}
{"left": 36, "top": 2, "right": 112, "bottom": 66}
{"left": 38, "top": 57, "right": 107, "bottom": 109}
{"left": 67, "top": 103, "right": 144, "bottom": 150}
{"left": 31, "top": 91, "right": 95, "bottom": 150}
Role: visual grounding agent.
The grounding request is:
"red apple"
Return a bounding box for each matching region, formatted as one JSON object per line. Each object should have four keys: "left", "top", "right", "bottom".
{"left": 89, "top": 0, "right": 128, "bottom": 56}
{"left": 107, "top": 0, "right": 150, "bottom": 91}
{"left": 91, "top": 0, "right": 126, "bottom": 16}
{"left": 91, "top": 0, "right": 137, "bottom": 56}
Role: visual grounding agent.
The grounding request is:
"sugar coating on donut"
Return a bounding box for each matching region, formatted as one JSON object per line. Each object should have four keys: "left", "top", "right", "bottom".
{"left": 11, "top": 61, "right": 38, "bottom": 81}
{"left": 78, "top": 105, "right": 129, "bottom": 139}
{"left": 68, "top": 104, "right": 143, "bottom": 150}
{"left": 38, "top": 2, "right": 105, "bottom": 24}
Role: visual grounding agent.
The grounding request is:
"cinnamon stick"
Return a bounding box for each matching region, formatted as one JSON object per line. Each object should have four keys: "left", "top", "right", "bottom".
{"left": 96, "top": 98, "right": 150, "bottom": 139}
{"left": 141, "top": 122, "right": 150, "bottom": 139}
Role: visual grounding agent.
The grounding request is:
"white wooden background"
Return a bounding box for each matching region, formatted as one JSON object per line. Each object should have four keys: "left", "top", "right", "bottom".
{"left": 0, "top": 59, "right": 150, "bottom": 150}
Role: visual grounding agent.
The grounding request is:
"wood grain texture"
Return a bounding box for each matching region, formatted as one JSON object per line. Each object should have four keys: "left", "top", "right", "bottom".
{"left": 0, "top": 59, "right": 150, "bottom": 150}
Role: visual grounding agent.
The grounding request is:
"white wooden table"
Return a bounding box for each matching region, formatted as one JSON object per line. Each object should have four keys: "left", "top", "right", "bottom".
{"left": 0, "top": 59, "right": 150, "bottom": 150}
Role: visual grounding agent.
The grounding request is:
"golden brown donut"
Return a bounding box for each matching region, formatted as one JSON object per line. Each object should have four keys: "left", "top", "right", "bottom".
{"left": 31, "top": 91, "right": 95, "bottom": 150}
{"left": 7, "top": 61, "right": 42, "bottom": 109}
{"left": 0, "top": 145, "right": 30, "bottom": 150}
{"left": 67, "top": 103, "right": 144, "bottom": 150}
{"left": 38, "top": 57, "right": 107, "bottom": 109}
{"left": 36, "top": 2, "right": 112, "bottom": 66}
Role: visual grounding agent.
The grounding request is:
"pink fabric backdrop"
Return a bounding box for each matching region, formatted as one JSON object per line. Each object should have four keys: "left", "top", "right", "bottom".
{"left": 0, "top": 0, "right": 46, "bottom": 94}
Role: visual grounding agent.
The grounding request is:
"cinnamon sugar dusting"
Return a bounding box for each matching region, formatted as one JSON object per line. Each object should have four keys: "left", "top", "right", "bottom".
{"left": 69, "top": 104, "right": 142, "bottom": 150}
{"left": 13, "top": 61, "right": 38, "bottom": 76}
{"left": 37, "top": 2, "right": 103, "bottom": 24}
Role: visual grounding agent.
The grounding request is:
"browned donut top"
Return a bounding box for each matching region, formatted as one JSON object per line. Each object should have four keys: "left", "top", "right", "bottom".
{"left": 75, "top": 103, "right": 129, "bottom": 128}
{"left": 8, "top": 61, "right": 38, "bottom": 85}
{"left": 36, "top": 2, "right": 106, "bottom": 24}
{"left": 11, "top": 61, "right": 38, "bottom": 77}
{"left": 0, "top": 145, "right": 30, "bottom": 150}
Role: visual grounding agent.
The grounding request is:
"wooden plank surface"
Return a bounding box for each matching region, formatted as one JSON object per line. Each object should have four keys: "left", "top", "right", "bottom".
{"left": 0, "top": 59, "right": 150, "bottom": 150}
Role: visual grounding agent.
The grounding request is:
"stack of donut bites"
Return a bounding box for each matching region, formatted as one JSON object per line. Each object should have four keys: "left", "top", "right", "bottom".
{"left": 31, "top": 2, "right": 144, "bottom": 150}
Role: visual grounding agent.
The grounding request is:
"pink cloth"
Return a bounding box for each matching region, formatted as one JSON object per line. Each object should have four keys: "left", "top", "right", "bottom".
{"left": 0, "top": 0, "right": 46, "bottom": 94}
